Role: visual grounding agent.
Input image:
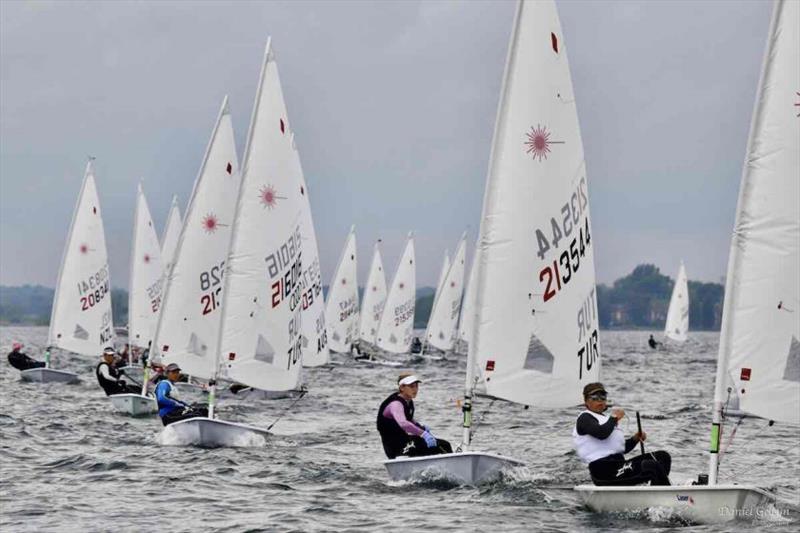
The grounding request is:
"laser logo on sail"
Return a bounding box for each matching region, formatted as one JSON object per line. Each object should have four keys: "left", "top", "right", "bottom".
{"left": 524, "top": 125, "right": 563, "bottom": 162}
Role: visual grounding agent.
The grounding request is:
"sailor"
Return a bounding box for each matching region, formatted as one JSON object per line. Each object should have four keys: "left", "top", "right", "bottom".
{"left": 96, "top": 347, "right": 140, "bottom": 396}
{"left": 155, "top": 363, "right": 208, "bottom": 426}
{"left": 7, "top": 342, "right": 45, "bottom": 371}
{"left": 377, "top": 373, "right": 452, "bottom": 459}
{"left": 648, "top": 335, "right": 659, "bottom": 350}
{"left": 410, "top": 337, "right": 422, "bottom": 354}
{"left": 573, "top": 382, "right": 671, "bottom": 486}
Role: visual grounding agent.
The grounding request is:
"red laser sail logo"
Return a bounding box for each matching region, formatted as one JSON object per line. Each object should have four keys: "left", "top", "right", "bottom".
{"left": 202, "top": 214, "right": 219, "bottom": 233}
{"left": 524, "top": 125, "right": 563, "bottom": 161}
{"left": 259, "top": 185, "right": 283, "bottom": 210}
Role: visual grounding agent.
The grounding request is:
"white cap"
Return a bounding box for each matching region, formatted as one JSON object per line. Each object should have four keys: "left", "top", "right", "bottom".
{"left": 398, "top": 375, "right": 422, "bottom": 386}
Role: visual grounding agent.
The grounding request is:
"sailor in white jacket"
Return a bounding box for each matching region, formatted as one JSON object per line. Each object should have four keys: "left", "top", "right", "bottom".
{"left": 573, "top": 383, "right": 671, "bottom": 486}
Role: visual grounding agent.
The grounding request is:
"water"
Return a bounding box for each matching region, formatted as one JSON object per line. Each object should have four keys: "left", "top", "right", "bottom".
{"left": 1, "top": 327, "right": 798, "bottom": 532}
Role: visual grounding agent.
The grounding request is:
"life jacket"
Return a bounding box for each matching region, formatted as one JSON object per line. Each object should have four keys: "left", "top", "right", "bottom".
{"left": 155, "top": 380, "right": 183, "bottom": 418}
{"left": 572, "top": 410, "right": 625, "bottom": 464}
{"left": 376, "top": 392, "right": 415, "bottom": 459}
{"left": 96, "top": 362, "right": 123, "bottom": 396}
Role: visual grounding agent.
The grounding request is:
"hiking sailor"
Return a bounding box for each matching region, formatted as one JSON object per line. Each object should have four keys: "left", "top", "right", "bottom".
{"left": 573, "top": 382, "right": 671, "bottom": 486}
{"left": 377, "top": 373, "right": 452, "bottom": 459}
{"left": 648, "top": 334, "right": 659, "bottom": 350}
{"left": 155, "top": 363, "right": 208, "bottom": 426}
{"left": 7, "top": 342, "right": 45, "bottom": 371}
{"left": 96, "top": 347, "right": 140, "bottom": 396}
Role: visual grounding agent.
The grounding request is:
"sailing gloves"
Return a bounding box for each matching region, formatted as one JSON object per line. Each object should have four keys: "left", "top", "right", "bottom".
{"left": 422, "top": 430, "right": 437, "bottom": 448}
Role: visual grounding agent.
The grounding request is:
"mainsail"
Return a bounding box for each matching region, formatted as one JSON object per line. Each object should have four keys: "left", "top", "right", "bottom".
{"left": 48, "top": 160, "right": 114, "bottom": 354}
{"left": 325, "top": 226, "right": 359, "bottom": 354}
{"left": 358, "top": 240, "right": 388, "bottom": 346}
{"left": 426, "top": 234, "right": 467, "bottom": 351}
{"left": 664, "top": 261, "right": 689, "bottom": 343}
{"left": 128, "top": 183, "right": 164, "bottom": 348}
{"left": 469, "top": 0, "right": 601, "bottom": 408}
{"left": 160, "top": 195, "right": 182, "bottom": 277}
{"left": 713, "top": 0, "right": 799, "bottom": 427}
{"left": 152, "top": 96, "right": 241, "bottom": 380}
{"left": 218, "top": 40, "right": 310, "bottom": 390}
{"left": 376, "top": 234, "right": 416, "bottom": 354}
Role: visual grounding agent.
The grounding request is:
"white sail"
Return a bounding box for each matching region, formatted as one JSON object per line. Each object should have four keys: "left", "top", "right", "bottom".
{"left": 152, "top": 96, "right": 241, "bottom": 381}
{"left": 324, "top": 226, "right": 359, "bottom": 354}
{"left": 470, "top": 0, "right": 600, "bottom": 407}
{"left": 218, "top": 40, "right": 308, "bottom": 390}
{"left": 435, "top": 251, "right": 451, "bottom": 299}
{"left": 48, "top": 160, "right": 114, "bottom": 354}
{"left": 297, "top": 156, "right": 329, "bottom": 367}
{"left": 358, "top": 240, "right": 388, "bottom": 345}
{"left": 127, "top": 183, "right": 164, "bottom": 348}
{"left": 426, "top": 235, "right": 467, "bottom": 351}
{"left": 664, "top": 261, "right": 689, "bottom": 342}
{"left": 457, "top": 240, "right": 478, "bottom": 346}
{"left": 160, "top": 195, "right": 182, "bottom": 276}
{"left": 376, "top": 234, "right": 416, "bottom": 354}
{"left": 714, "top": 0, "right": 799, "bottom": 426}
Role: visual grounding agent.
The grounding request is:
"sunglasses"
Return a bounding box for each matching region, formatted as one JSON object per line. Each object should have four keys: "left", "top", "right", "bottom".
{"left": 587, "top": 394, "right": 607, "bottom": 401}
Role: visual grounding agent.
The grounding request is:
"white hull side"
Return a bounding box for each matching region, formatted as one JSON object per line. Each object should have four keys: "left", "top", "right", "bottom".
{"left": 161, "top": 417, "right": 270, "bottom": 448}
{"left": 574, "top": 484, "right": 775, "bottom": 524}
{"left": 383, "top": 452, "right": 523, "bottom": 485}
{"left": 109, "top": 394, "right": 157, "bottom": 416}
{"left": 19, "top": 368, "right": 79, "bottom": 384}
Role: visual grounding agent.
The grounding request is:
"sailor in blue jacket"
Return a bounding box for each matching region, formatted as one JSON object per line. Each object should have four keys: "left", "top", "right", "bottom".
{"left": 155, "top": 363, "right": 207, "bottom": 426}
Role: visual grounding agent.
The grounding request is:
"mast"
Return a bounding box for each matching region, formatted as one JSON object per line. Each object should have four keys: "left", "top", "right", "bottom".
{"left": 708, "top": 0, "right": 784, "bottom": 485}
{"left": 462, "top": 0, "right": 524, "bottom": 450}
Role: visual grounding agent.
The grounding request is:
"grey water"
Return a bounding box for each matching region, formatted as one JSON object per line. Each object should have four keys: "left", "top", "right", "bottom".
{"left": 1, "top": 327, "right": 798, "bottom": 532}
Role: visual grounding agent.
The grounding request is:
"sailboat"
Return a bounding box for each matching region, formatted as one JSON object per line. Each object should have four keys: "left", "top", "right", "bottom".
{"left": 110, "top": 183, "right": 162, "bottom": 415}
{"left": 375, "top": 233, "right": 416, "bottom": 355}
{"left": 167, "top": 39, "right": 322, "bottom": 445}
{"left": 456, "top": 240, "right": 479, "bottom": 354}
{"left": 356, "top": 240, "right": 388, "bottom": 353}
{"left": 384, "top": 0, "right": 602, "bottom": 484}
{"left": 22, "top": 160, "right": 114, "bottom": 383}
{"left": 423, "top": 233, "right": 467, "bottom": 354}
{"left": 663, "top": 261, "right": 689, "bottom": 343}
{"left": 151, "top": 95, "right": 242, "bottom": 428}
{"left": 575, "top": 0, "right": 798, "bottom": 522}
{"left": 160, "top": 195, "right": 182, "bottom": 276}
{"left": 325, "top": 226, "right": 359, "bottom": 354}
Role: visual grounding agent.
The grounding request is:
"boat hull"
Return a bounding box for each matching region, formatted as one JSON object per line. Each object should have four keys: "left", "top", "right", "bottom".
{"left": 109, "top": 393, "right": 157, "bottom": 416}
{"left": 384, "top": 451, "right": 523, "bottom": 485}
{"left": 163, "top": 417, "right": 270, "bottom": 448}
{"left": 19, "top": 367, "right": 79, "bottom": 384}
{"left": 574, "top": 484, "right": 776, "bottom": 523}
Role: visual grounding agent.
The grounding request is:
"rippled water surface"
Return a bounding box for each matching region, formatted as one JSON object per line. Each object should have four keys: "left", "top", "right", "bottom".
{"left": 1, "top": 327, "right": 798, "bottom": 532}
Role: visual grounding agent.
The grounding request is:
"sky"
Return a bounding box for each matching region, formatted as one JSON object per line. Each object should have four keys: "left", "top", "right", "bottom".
{"left": 0, "top": 0, "right": 773, "bottom": 290}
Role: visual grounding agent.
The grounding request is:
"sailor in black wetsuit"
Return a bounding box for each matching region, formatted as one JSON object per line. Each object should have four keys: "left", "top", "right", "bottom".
{"left": 648, "top": 335, "right": 659, "bottom": 350}
{"left": 96, "top": 347, "right": 139, "bottom": 396}
{"left": 409, "top": 337, "right": 422, "bottom": 354}
{"left": 377, "top": 373, "right": 452, "bottom": 459}
{"left": 7, "top": 342, "right": 45, "bottom": 371}
{"left": 573, "top": 383, "right": 671, "bottom": 486}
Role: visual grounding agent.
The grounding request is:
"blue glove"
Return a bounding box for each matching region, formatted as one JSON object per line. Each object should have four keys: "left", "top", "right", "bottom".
{"left": 421, "top": 430, "right": 437, "bottom": 448}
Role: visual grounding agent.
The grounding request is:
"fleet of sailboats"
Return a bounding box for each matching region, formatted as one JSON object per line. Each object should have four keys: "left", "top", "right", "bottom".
{"left": 12, "top": 1, "right": 797, "bottom": 522}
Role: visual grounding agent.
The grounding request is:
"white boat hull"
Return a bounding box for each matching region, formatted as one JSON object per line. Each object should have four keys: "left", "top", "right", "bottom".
{"left": 19, "top": 367, "right": 79, "bottom": 384}
{"left": 574, "top": 484, "right": 776, "bottom": 523}
{"left": 109, "top": 393, "right": 157, "bottom": 416}
{"left": 162, "top": 417, "right": 270, "bottom": 448}
{"left": 384, "top": 451, "right": 524, "bottom": 485}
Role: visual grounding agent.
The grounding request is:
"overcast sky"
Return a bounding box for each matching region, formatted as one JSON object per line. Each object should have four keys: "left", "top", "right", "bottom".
{"left": 0, "top": 0, "right": 773, "bottom": 290}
